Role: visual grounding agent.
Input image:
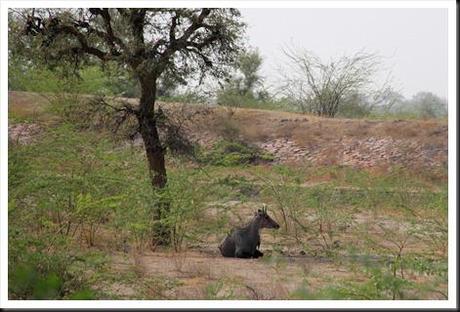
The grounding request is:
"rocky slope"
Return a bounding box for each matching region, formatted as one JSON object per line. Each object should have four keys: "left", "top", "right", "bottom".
{"left": 8, "top": 91, "right": 448, "bottom": 170}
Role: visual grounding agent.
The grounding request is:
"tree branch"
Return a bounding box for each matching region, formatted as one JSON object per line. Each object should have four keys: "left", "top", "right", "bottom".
{"left": 158, "top": 8, "right": 211, "bottom": 63}
{"left": 89, "top": 9, "right": 126, "bottom": 52}
{"left": 49, "top": 23, "right": 109, "bottom": 61}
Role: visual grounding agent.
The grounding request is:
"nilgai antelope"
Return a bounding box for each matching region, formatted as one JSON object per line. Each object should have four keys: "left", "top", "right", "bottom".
{"left": 219, "top": 204, "right": 280, "bottom": 258}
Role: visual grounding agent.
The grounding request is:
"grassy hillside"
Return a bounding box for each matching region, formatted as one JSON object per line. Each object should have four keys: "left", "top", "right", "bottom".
{"left": 8, "top": 91, "right": 448, "bottom": 300}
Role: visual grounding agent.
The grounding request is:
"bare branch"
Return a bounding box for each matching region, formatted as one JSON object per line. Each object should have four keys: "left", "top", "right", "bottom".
{"left": 279, "top": 46, "right": 391, "bottom": 117}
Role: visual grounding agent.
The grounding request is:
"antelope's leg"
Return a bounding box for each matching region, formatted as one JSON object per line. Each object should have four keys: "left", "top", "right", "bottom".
{"left": 253, "top": 249, "right": 264, "bottom": 258}
{"left": 235, "top": 247, "right": 252, "bottom": 258}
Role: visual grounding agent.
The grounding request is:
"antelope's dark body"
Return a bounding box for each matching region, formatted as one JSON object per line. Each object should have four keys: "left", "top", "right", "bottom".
{"left": 219, "top": 228, "right": 263, "bottom": 258}
{"left": 218, "top": 207, "right": 279, "bottom": 258}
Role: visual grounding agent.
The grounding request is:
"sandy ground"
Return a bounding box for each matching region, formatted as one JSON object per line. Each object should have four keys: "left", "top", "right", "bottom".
{"left": 107, "top": 249, "right": 355, "bottom": 299}
{"left": 102, "top": 243, "right": 446, "bottom": 300}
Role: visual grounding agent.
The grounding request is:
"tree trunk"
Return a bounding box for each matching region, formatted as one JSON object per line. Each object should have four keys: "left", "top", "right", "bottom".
{"left": 138, "top": 114, "right": 167, "bottom": 189}
{"left": 138, "top": 77, "right": 170, "bottom": 246}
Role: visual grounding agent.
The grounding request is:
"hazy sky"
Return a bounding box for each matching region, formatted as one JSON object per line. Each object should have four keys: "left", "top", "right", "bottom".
{"left": 240, "top": 8, "right": 448, "bottom": 99}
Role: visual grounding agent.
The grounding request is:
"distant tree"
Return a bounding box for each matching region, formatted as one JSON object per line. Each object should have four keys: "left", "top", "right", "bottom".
{"left": 280, "top": 47, "right": 394, "bottom": 117}
{"left": 234, "top": 49, "right": 264, "bottom": 96}
{"left": 338, "top": 88, "right": 406, "bottom": 118}
{"left": 387, "top": 91, "right": 447, "bottom": 118}
{"left": 12, "top": 8, "right": 245, "bottom": 244}
{"left": 410, "top": 91, "right": 447, "bottom": 118}
{"left": 337, "top": 92, "right": 373, "bottom": 118}
{"left": 217, "top": 48, "right": 267, "bottom": 106}
{"left": 375, "top": 89, "right": 405, "bottom": 115}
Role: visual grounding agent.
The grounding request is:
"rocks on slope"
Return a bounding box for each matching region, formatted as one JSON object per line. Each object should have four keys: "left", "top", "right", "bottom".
{"left": 8, "top": 123, "right": 41, "bottom": 145}
{"left": 257, "top": 136, "right": 446, "bottom": 169}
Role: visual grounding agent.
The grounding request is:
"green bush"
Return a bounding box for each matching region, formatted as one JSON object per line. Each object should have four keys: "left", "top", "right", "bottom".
{"left": 8, "top": 124, "right": 129, "bottom": 298}
{"left": 8, "top": 214, "right": 96, "bottom": 299}
{"left": 198, "top": 139, "right": 274, "bottom": 166}
{"left": 10, "top": 261, "right": 63, "bottom": 299}
{"left": 337, "top": 99, "right": 373, "bottom": 118}
{"left": 216, "top": 175, "right": 260, "bottom": 199}
{"left": 290, "top": 264, "right": 415, "bottom": 300}
{"left": 159, "top": 168, "right": 210, "bottom": 250}
{"left": 216, "top": 88, "right": 294, "bottom": 111}
{"left": 8, "top": 251, "right": 97, "bottom": 300}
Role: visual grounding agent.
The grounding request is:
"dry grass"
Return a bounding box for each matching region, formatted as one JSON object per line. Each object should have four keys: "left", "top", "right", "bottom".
{"left": 105, "top": 249, "right": 350, "bottom": 299}
{"left": 8, "top": 91, "right": 51, "bottom": 119}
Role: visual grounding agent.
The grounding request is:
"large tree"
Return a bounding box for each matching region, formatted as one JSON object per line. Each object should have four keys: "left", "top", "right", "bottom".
{"left": 13, "top": 8, "right": 245, "bottom": 244}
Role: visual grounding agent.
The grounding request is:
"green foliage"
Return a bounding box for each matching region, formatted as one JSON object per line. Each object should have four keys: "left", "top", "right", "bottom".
{"left": 68, "top": 289, "right": 97, "bottom": 300}
{"left": 7, "top": 234, "right": 97, "bottom": 300}
{"left": 198, "top": 139, "right": 274, "bottom": 166}
{"left": 9, "top": 101, "right": 228, "bottom": 297}
{"left": 8, "top": 124, "right": 130, "bottom": 298}
{"left": 9, "top": 124, "right": 122, "bottom": 299}
{"left": 216, "top": 88, "right": 292, "bottom": 111}
{"left": 235, "top": 49, "right": 264, "bottom": 95}
{"left": 337, "top": 93, "right": 374, "bottom": 118}
{"left": 255, "top": 164, "right": 448, "bottom": 260}
{"left": 291, "top": 264, "right": 415, "bottom": 300}
{"left": 9, "top": 58, "right": 140, "bottom": 98}
{"left": 217, "top": 88, "right": 254, "bottom": 107}
{"left": 389, "top": 92, "right": 447, "bottom": 119}
{"left": 9, "top": 124, "right": 126, "bottom": 242}
{"left": 216, "top": 175, "right": 260, "bottom": 200}
{"left": 215, "top": 48, "right": 294, "bottom": 111}
{"left": 217, "top": 48, "right": 264, "bottom": 101}
{"left": 156, "top": 168, "right": 210, "bottom": 250}
{"left": 9, "top": 61, "right": 70, "bottom": 93}
{"left": 10, "top": 8, "right": 246, "bottom": 100}
{"left": 9, "top": 263, "right": 62, "bottom": 299}
{"left": 205, "top": 278, "right": 239, "bottom": 299}
{"left": 403, "top": 256, "right": 447, "bottom": 277}
{"left": 257, "top": 165, "right": 355, "bottom": 250}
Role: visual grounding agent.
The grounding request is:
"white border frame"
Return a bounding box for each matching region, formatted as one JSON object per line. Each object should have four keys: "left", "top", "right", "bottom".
{"left": 1, "top": 0, "right": 457, "bottom": 309}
